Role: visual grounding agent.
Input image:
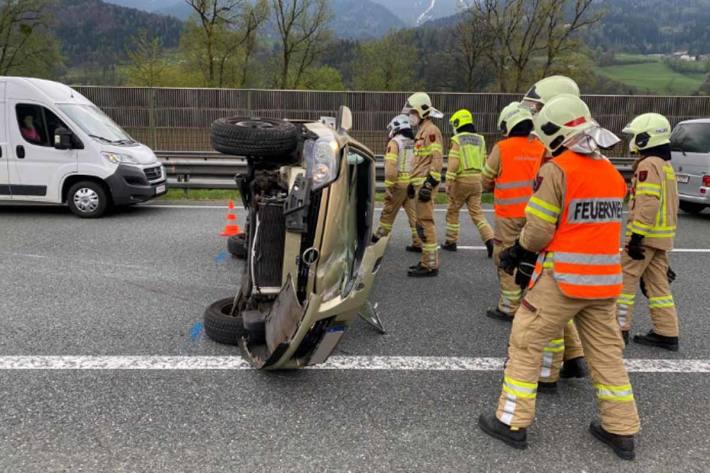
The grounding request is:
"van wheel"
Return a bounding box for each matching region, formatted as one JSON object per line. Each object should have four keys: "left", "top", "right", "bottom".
{"left": 227, "top": 233, "right": 248, "bottom": 259}
{"left": 204, "top": 297, "right": 247, "bottom": 345}
{"left": 679, "top": 201, "right": 706, "bottom": 214}
{"left": 211, "top": 117, "right": 299, "bottom": 162}
{"left": 67, "top": 181, "right": 109, "bottom": 218}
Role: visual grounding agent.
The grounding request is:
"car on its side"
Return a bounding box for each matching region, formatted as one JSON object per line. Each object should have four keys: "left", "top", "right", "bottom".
{"left": 671, "top": 118, "right": 710, "bottom": 214}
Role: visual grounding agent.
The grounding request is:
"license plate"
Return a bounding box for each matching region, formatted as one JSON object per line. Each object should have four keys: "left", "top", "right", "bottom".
{"left": 676, "top": 174, "right": 690, "bottom": 184}
{"left": 155, "top": 184, "right": 166, "bottom": 195}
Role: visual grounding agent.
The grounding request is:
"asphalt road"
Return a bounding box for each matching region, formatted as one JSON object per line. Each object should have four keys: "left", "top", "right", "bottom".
{"left": 1, "top": 202, "right": 709, "bottom": 472}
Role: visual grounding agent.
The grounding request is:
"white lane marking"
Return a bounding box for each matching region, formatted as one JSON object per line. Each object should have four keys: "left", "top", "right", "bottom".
{"left": 0, "top": 356, "right": 708, "bottom": 373}
{"left": 457, "top": 246, "right": 710, "bottom": 254}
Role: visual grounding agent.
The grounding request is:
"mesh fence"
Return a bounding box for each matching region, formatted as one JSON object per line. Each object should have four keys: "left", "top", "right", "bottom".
{"left": 74, "top": 87, "right": 710, "bottom": 154}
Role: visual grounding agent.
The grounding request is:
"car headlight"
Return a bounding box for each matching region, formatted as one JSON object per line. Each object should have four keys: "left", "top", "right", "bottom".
{"left": 306, "top": 135, "right": 340, "bottom": 190}
{"left": 102, "top": 152, "right": 139, "bottom": 165}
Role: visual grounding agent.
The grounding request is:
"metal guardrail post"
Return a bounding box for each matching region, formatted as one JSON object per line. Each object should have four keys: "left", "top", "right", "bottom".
{"left": 149, "top": 88, "right": 157, "bottom": 150}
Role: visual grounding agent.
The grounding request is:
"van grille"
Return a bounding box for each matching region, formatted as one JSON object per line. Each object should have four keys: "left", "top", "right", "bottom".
{"left": 253, "top": 200, "right": 286, "bottom": 291}
{"left": 144, "top": 166, "right": 162, "bottom": 182}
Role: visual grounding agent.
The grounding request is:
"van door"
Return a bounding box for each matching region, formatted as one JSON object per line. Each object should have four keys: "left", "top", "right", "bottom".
{"left": 7, "top": 102, "right": 78, "bottom": 202}
{"left": 0, "top": 81, "right": 10, "bottom": 199}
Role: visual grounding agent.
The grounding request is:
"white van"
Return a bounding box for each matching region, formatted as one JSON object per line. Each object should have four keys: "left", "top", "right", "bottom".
{"left": 670, "top": 118, "right": 710, "bottom": 214}
{"left": 0, "top": 77, "right": 166, "bottom": 217}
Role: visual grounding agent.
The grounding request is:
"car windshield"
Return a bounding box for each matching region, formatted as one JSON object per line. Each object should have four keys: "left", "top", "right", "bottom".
{"left": 671, "top": 123, "right": 710, "bottom": 154}
{"left": 58, "top": 104, "right": 134, "bottom": 144}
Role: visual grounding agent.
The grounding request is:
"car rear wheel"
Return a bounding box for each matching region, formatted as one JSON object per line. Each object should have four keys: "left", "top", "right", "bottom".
{"left": 203, "top": 297, "right": 247, "bottom": 345}
{"left": 227, "top": 233, "right": 247, "bottom": 259}
{"left": 67, "top": 181, "right": 109, "bottom": 218}
{"left": 211, "top": 117, "right": 299, "bottom": 161}
{"left": 679, "top": 201, "right": 706, "bottom": 214}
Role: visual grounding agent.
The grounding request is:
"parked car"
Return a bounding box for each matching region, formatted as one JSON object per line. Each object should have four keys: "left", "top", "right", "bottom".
{"left": 203, "top": 107, "right": 388, "bottom": 369}
{"left": 670, "top": 118, "right": 710, "bottom": 214}
{"left": 0, "top": 77, "right": 166, "bottom": 217}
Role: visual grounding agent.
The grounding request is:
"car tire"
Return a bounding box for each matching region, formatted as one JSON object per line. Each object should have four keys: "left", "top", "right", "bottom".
{"left": 679, "top": 201, "right": 706, "bottom": 214}
{"left": 203, "top": 297, "right": 247, "bottom": 345}
{"left": 211, "top": 117, "right": 299, "bottom": 160}
{"left": 67, "top": 181, "right": 109, "bottom": 218}
{"left": 227, "top": 233, "right": 248, "bottom": 259}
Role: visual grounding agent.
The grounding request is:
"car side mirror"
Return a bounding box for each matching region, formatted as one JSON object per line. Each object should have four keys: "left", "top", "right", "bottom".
{"left": 336, "top": 106, "right": 352, "bottom": 132}
{"left": 53, "top": 127, "right": 73, "bottom": 150}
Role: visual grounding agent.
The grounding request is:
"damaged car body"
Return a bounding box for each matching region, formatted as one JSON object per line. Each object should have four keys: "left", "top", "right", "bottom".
{"left": 204, "top": 107, "right": 388, "bottom": 369}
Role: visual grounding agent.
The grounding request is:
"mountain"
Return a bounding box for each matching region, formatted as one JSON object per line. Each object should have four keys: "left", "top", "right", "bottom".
{"left": 329, "top": 0, "right": 406, "bottom": 39}
{"left": 52, "top": 0, "right": 183, "bottom": 67}
{"left": 369, "top": 0, "right": 465, "bottom": 26}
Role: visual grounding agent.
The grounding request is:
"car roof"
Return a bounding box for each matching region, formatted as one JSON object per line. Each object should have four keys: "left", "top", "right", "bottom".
{"left": 0, "top": 76, "right": 92, "bottom": 105}
{"left": 676, "top": 118, "right": 710, "bottom": 125}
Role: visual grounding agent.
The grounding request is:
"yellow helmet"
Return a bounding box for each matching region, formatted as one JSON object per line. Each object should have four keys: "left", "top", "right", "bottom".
{"left": 622, "top": 113, "right": 672, "bottom": 153}
{"left": 522, "top": 75, "right": 580, "bottom": 115}
{"left": 497, "top": 102, "right": 533, "bottom": 136}
{"left": 403, "top": 92, "right": 434, "bottom": 118}
{"left": 450, "top": 109, "right": 473, "bottom": 130}
{"left": 533, "top": 94, "right": 596, "bottom": 153}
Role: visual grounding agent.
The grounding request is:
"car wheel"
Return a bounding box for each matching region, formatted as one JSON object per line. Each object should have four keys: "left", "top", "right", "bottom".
{"left": 227, "top": 233, "right": 247, "bottom": 259}
{"left": 211, "top": 117, "right": 299, "bottom": 162}
{"left": 679, "top": 201, "right": 706, "bottom": 214}
{"left": 203, "top": 297, "right": 247, "bottom": 345}
{"left": 67, "top": 181, "right": 109, "bottom": 218}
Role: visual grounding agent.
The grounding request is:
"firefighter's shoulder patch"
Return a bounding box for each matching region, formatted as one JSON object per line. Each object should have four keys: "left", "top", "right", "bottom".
{"left": 638, "top": 170, "right": 648, "bottom": 182}
{"left": 533, "top": 176, "right": 544, "bottom": 192}
{"left": 429, "top": 134, "right": 438, "bottom": 143}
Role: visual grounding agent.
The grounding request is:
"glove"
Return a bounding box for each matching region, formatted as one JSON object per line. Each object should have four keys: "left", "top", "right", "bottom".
{"left": 498, "top": 240, "right": 537, "bottom": 275}
{"left": 407, "top": 183, "right": 415, "bottom": 199}
{"left": 625, "top": 233, "right": 645, "bottom": 261}
{"left": 418, "top": 184, "right": 432, "bottom": 202}
{"left": 516, "top": 255, "right": 537, "bottom": 290}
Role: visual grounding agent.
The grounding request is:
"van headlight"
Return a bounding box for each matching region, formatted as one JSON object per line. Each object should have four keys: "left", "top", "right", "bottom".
{"left": 306, "top": 136, "right": 340, "bottom": 190}
{"left": 102, "top": 152, "right": 139, "bottom": 165}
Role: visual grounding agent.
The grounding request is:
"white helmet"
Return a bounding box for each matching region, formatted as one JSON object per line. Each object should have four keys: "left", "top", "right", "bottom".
{"left": 402, "top": 92, "right": 443, "bottom": 119}
{"left": 387, "top": 114, "right": 412, "bottom": 138}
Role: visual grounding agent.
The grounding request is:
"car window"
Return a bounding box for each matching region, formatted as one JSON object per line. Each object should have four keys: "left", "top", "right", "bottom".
{"left": 671, "top": 123, "right": 710, "bottom": 154}
{"left": 15, "top": 104, "right": 70, "bottom": 147}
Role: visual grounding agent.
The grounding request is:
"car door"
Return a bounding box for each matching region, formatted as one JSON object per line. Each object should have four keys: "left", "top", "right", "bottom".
{"left": 8, "top": 102, "right": 78, "bottom": 201}
{"left": 0, "top": 82, "right": 10, "bottom": 199}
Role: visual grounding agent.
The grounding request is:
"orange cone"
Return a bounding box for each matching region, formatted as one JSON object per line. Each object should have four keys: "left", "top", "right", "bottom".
{"left": 220, "top": 200, "right": 241, "bottom": 237}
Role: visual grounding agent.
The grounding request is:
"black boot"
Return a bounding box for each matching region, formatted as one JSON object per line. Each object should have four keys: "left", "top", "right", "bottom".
{"left": 485, "top": 239, "right": 495, "bottom": 258}
{"left": 406, "top": 245, "right": 422, "bottom": 253}
{"left": 622, "top": 330, "right": 629, "bottom": 346}
{"left": 589, "top": 420, "right": 635, "bottom": 460}
{"left": 633, "top": 330, "right": 679, "bottom": 351}
{"left": 486, "top": 308, "right": 514, "bottom": 322}
{"left": 537, "top": 381, "right": 558, "bottom": 394}
{"left": 441, "top": 241, "right": 457, "bottom": 252}
{"left": 407, "top": 263, "right": 439, "bottom": 278}
{"left": 560, "top": 357, "right": 587, "bottom": 379}
{"left": 478, "top": 414, "right": 528, "bottom": 449}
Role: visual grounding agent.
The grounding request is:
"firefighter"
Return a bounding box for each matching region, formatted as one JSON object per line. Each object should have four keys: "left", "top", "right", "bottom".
{"left": 403, "top": 92, "right": 444, "bottom": 278}
{"left": 617, "top": 113, "right": 680, "bottom": 351}
{"left": 482, "top": 102, "right": 545, "bottom": 321}
{"left": 442, "top": 109, "right": 495, "bottom": 254}
{"left": 519, "top": 75, "right": 588, "bottom": 384}
{"left": 375, "top": 114, "right": 423, "bottom": 252}
{"left": 478, "top": 94, "right": 640, "bottom": 460}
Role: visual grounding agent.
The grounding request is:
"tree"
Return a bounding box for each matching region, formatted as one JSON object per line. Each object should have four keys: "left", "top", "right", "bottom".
{"left": 125, "top": 32, "right": 168, "bottom": 87}
{"left": 183, "top": 0, "right": 268, "bottom": 87}
{"left": 0, "top": 0, "right": 62, "bottom": 77}
{"left": 271, "top": 0, "right": 332, "bottom": 89}
{"left": 352, "top": 32, "right": 419, "bottom": 91}
{"left": 454, "top": 9, "right": 493, "bottom": 91}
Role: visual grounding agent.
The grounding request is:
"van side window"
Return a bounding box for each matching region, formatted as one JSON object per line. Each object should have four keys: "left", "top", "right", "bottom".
{"left": 671, "top": 123, "right": 710, "bottom": 154}
{"left": 15, "top": 104, "right": 70, "bottom": 147}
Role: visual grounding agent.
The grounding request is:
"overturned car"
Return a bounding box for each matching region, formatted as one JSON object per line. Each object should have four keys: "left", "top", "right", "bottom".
{"left": 203, "top": 107, "right": 388, "bottom": 369}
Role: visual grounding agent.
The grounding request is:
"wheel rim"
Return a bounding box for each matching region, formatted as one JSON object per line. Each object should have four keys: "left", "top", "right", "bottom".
{"left": 73, "top": 188, "right": 100, "bottom": 213}
{"left": 235, "top": 119, "right": 274, "bottom": 129}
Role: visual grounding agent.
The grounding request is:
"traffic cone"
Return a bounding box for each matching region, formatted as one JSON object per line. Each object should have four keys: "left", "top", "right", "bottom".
{"left": 219, "top": 200, "right": 241, "bottom": 237}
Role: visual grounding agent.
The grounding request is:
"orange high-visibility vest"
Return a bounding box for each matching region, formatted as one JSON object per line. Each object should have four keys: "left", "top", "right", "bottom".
{"left": 531, "top": 150, "right": 627, "bottom": 299}
{"left": 494, "top": 137, "right": 545, "bottom": 218}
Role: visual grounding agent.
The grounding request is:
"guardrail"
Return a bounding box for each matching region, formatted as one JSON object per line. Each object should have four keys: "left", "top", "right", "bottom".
{"left": 157, "top": 151, "right": 635, "bottom": 192}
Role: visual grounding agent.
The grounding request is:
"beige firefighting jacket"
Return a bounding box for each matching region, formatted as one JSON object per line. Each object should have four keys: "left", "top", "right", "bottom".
{"left": 482, "top": 144, "right": 501, "bottom": 192}
{"left": 410, "top": 119, "right": 443, "bottom": 186}
{"left": 627, "top": 155, "right": 679, "bottom": 251}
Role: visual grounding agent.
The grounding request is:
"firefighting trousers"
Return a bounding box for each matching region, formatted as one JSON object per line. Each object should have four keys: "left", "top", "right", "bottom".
{"left": 376, "top": 184, "right": 422, "bottom": 248}
{"left": 414, "top": 184, "right": 439, "bottom": 270}
{"left": 444, "top": 176, "right": 494, "bottom": 244}
{"left": 617, "top": 247, "right": 678, "bottom": 337}
{"left": 496, "top": 270, "right": 640, "bottom": 435}
{"left": 493, "top": 217, "right": 526, "bottom": 317}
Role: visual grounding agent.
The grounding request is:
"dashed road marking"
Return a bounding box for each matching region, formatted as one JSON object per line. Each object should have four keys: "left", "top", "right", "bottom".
{"left": 0, "top": 356, "right": 708, "bottom": 373}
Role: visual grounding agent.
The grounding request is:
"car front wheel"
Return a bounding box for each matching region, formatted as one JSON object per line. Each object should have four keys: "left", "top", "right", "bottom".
{"left": 679, "top": 201, "right": 707, "bottom": 215}
{"left": 67, "top": 181, "right": 109, "bottom": 218}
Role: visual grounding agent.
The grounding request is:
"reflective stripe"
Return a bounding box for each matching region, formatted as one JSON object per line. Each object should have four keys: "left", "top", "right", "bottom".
{"left": 496, "top": 196, "right": 530, "bottom": 206}
{"left": 384, "top": 180, "right": 395, "bottom": 187}
{"left": 496, "top": 179, "right": 534, "bottom": 190}
{"left": 648, "top": 296, "right": 674, "bottom": 309}
{"left": 459, "top": 169, "right": 481, "bottom": 176}
{"left": 595, "top": 383, "right": 634, "bottom": 402}
{"left": 422, "top": 243, "right": 438, "bottom": 253}
{"left": 618, "top": 293, "right": 636, "bottom": 303}
{"left": 430, "top": 171, "right": 442, "bottom": 181}
{"left": 384, "top": 154, "right": 398, "bottom": 162}
{"left": 636, "top": 182, "right": 661, "bottom": 197}
{"left": 410, "top": 177, "right": 426, "bottom": 185}
{"left": 526, "top": 196, "right": 560, "bottom": 224}
{"left": 543, "top": 338, "right": 565, "bottom": 353}
{"left": 529, "top": 196, "right": 561, "bottom": 213}
{"left": 379, "top": 223, "right": 392, "bottom": 230}
{"left": 446, "top": 224, "right": 460, "bottom": 230}
{"left": 476, "top": 221, "right": 489, "bottom": 229}
{"left": 553, "top": 252, "right": 621, "bottom": 265}
{"left": 430, "top": 144, "right": 443, "bottom": 153}
{"left": 502, "top": 376, "right": 537, "bottom": 399}
{"left": 446, "top": 172, "right": 458, "bottom": 181}
{"left": 555, "top": 273, "right": 623, "bottom": 286}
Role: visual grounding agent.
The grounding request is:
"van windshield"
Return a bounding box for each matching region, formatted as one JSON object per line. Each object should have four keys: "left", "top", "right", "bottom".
{"left": 671, "top": 123, "right": 710, "bottom": 154}
{"left": 58, "top": 104, "right": 135, "bottom": 145}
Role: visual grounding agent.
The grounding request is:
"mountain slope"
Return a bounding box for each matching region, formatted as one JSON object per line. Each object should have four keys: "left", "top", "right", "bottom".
{"left": 369, "top": 0, "right": 464, "bottom": 26}
{"left": 329, "top": 0, "right": 406, "bottom": 39}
